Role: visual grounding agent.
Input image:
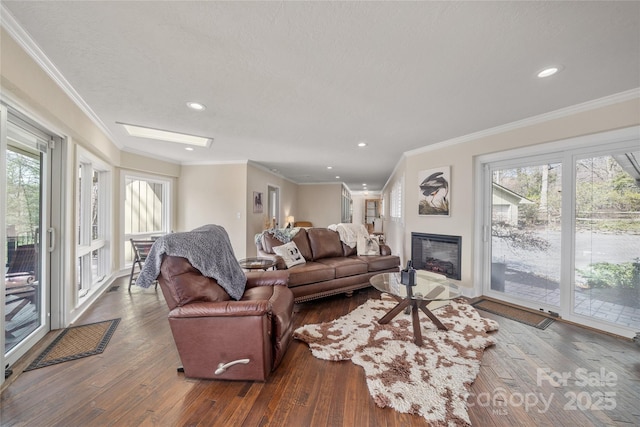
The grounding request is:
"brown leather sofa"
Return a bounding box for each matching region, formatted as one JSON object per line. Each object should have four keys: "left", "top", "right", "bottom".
{"left": 157, "top": 255, "right": 294, "bottom": 381}
{"left": 257, "top": 227, "right": 400, "bottom": 303}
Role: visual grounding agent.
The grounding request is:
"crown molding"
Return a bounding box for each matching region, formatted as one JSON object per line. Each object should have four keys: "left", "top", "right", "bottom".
{"left": 0, "top": 5, "right": 120, "bottom": 148}
{"left": 405, "top": 88, "right": 640, "bottom": 157}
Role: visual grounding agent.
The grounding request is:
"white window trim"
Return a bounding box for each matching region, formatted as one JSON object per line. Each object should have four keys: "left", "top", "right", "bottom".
{"left": 76, "top": 146, "right": 111, "bottom": 300}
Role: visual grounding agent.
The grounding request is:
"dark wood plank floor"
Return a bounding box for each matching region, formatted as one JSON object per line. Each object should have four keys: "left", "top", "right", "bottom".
{"left": 2, "top": 276, "right": 639, "bottom": 426}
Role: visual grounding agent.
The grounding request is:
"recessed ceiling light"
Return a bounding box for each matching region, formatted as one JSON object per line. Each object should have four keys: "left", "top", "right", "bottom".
{"left": 186, "top": 102, "right": 206, "bottom": 111}
{"left": 185, "top": 147, "right": 194, "bottom": 151}
{"left": 358, "top": 142, "right": 367, "bottom": 147}
{"left": 537, "top": 66, "right": 560, "bottom": 78}
{"left": 335, "top": 176, "right": 340, "bottom": 179}
{"left": 118, "top": 122, "right": 212, "bottom": 147}
{"left": 363, "top": 183, "right": 367, "bottom": 186}
{"left": 327, "top": 166, "right": 333, "bottom": 170}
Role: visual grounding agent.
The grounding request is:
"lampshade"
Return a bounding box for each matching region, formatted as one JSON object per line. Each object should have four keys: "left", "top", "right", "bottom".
{"left": 286, "top": 215, "right": 295, "bottom": 226}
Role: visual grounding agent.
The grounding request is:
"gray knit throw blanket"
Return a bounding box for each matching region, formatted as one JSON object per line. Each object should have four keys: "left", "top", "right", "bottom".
{"left": 136, "top": 224, "right": 246, "bottom": 300}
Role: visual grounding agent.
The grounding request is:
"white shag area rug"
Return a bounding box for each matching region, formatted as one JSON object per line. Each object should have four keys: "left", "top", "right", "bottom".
{"left": 293, "top": 295, "right": 499, "bottom": 426}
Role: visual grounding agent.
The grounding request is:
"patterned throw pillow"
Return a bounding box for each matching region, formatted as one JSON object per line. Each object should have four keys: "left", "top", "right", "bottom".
{"left": 357, "top": 235, "right": 380, "bottom": 256}
{"left": 273, "top": 241, "right": 306, "bottom": 268}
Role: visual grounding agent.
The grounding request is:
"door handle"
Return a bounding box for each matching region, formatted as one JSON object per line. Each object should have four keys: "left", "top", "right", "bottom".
{"left": 48, "top": 227, "right": 56, "bottom": 252}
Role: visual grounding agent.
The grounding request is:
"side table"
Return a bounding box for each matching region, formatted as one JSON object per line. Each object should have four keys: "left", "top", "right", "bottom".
{"left": 238, "top": 257, "right": 276, "bottom": 271}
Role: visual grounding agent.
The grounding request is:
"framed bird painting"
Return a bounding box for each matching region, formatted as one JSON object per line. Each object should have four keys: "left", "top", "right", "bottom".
{"left": 418, "top": 166, "right": 450, "bottom": 216}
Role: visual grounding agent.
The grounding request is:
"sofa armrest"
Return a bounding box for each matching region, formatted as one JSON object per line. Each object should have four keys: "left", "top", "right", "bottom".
{"left": 169, "top": 300, "right": 272, "bottom": 318}
{"left": 245, "top": 270, "right": 289, "bottom": 288}
{"left": 379, "top": 244, "right": 392, "bottom": 256}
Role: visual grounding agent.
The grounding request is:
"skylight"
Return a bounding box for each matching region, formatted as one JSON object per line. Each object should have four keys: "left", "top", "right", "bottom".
{"left": 118, "top": 122, "right": 211, "bottom": 147}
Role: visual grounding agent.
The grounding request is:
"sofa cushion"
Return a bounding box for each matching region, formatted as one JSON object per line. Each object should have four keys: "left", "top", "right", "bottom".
{"left": 342, "top": 242, "right": 357, "bottom": 257}
{"left": 307, "top": 228, "right": 343, "bottom": 260}
{"left": 315, "top": 257, "right": 368, "bottom": 278}
{"left": 286, "top": 262, "right": 335, "bottom": 287}
{"left": 273, "top": 241, "right": 306, "bottom": 268}
{"left": 351, "top": 255, "right": 401, "bottom": 272}
{"left": 291, "top": 229, "right": 313, "bottom": 260}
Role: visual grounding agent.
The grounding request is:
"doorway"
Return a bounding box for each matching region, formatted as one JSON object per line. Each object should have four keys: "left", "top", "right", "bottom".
{"left": 267, "top": 185, "right": 280, "bottom": 228}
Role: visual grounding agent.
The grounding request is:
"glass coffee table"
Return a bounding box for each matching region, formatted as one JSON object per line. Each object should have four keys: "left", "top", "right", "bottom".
{"left": 238, "top": 257, "right": 276, "bottom": 271}
{"left": 369, "top": 271, "right": 461, "bottom": 346}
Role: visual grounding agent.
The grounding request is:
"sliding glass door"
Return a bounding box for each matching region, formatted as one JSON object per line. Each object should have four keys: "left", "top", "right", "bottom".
{"left": 482, "top": 129, "right": 640, "bottom": 336}
{"left": 2, "top": 106, "right": 51, "bottom": 364}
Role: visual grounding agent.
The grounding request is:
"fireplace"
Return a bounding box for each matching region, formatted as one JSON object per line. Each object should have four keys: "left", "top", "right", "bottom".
{"left": 411, "top": 233, "right": 462, "bottom": 280}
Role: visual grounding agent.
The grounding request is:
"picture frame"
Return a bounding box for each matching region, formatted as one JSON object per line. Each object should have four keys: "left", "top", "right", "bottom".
{"left": 418, "top": 166, "right": 450, "bottom": 216}
{"left": 253, "top": 191, "right": 263, "bottom": 214}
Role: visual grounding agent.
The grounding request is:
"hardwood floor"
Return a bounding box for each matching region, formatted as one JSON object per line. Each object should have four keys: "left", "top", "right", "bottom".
{"left": 1, "top": 276, "right": 639, "bottom": 426}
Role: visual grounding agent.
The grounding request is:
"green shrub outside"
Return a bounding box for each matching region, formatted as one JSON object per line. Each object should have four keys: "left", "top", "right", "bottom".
{"left": 577, "top": 259, "right": 640, "bottom": 289}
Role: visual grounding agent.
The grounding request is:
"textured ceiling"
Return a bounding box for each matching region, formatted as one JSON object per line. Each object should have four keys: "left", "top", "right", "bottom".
{"left": 2, "top": 1, "right": 639, "bottom": 192}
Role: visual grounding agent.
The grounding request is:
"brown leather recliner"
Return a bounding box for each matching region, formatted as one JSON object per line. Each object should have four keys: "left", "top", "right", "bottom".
{"left": 157, "top": 255, "right": 294, "bottom": 381}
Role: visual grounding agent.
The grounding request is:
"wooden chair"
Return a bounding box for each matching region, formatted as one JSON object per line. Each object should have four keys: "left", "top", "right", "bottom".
{"left": 129, "top": 239, "right": 156, "bottom": 290}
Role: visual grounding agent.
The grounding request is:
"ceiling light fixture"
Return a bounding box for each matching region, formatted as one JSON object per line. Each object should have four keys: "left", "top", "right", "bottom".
{"left": 335, "top": 176, "right": 340, "bottom": 179}
{"left": 185, "top": 147, "right": 194, "bottom": 151}
{"left": 327, "top": 166, "right": 333, "bottom": 170}
{"left": 118, "top": 122, "right": 212, "bottom": 147}
{"left": 358, "top": 142, "right": 367, "bottom": 147}
{"left": 537, "top": 66, "right": 560, "bottom": 78}
{"left": 186, "top": 102, "right": 206, "bottom": 111}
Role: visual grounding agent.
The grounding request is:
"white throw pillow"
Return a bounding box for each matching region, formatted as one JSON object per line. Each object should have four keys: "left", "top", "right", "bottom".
{"left": 357, "top": 235, "right": 380, "bottom": 256}
{"left": 273, "top": 241, "right": 306, "bottom": 268}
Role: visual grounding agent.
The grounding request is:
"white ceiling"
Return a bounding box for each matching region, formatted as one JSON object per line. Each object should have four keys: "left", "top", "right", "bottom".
{"left": 2, "top": 1, "right": 639, "bottom": 192}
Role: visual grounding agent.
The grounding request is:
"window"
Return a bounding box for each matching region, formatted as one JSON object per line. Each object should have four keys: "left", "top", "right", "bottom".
{"left": 123, "top": 173, "right": 171, "bottom": 265}
{"left": 390, "top": 175, "right": 404, "bottom": 221}
{"left": 76, "top": 148, "right": 111, "bottom": 300}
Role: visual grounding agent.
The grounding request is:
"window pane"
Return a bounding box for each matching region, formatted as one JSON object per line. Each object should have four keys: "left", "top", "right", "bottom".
{"left": 77, "top": 164, "right": 82, "bottom": 242}
{"left": 491, "top": 163, "right": 562, "bottom": 306}
{"left": 573, "top": 153, "right": 640, "bottom": 328}
{"left": 125, "top": 177, "right": 165, "bottom": 235}
{"left": 5, "top": 144, "right": 43, "bottom": 354}
{"left": 91, "top": 169, "right": 99, "bottom": 240}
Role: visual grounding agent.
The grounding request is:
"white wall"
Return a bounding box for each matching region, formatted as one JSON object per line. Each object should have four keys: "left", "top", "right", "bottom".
{"left": 178, "top": 163, "right": 248, "bottom": 257}
{"left": 296, "top": 183, "right": 344, "bottom": 227}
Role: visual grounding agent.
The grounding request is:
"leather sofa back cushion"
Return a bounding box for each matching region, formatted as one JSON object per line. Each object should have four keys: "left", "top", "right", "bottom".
{"left": 342, "top": 242, "right": 357, "bottom": 257}
{"left": 262, "top": 229, "right": 313, "bottom": 261}
{"left": 160, "top": 256, "right": 231, "bottom": 309}
{"left": 307, "top": 228, "right": 343, "bottom": 259}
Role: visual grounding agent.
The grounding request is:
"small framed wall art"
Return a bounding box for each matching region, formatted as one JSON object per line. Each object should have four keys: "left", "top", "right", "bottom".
{"left": 253, "top": 191, "right": 263, "bottom": 213}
